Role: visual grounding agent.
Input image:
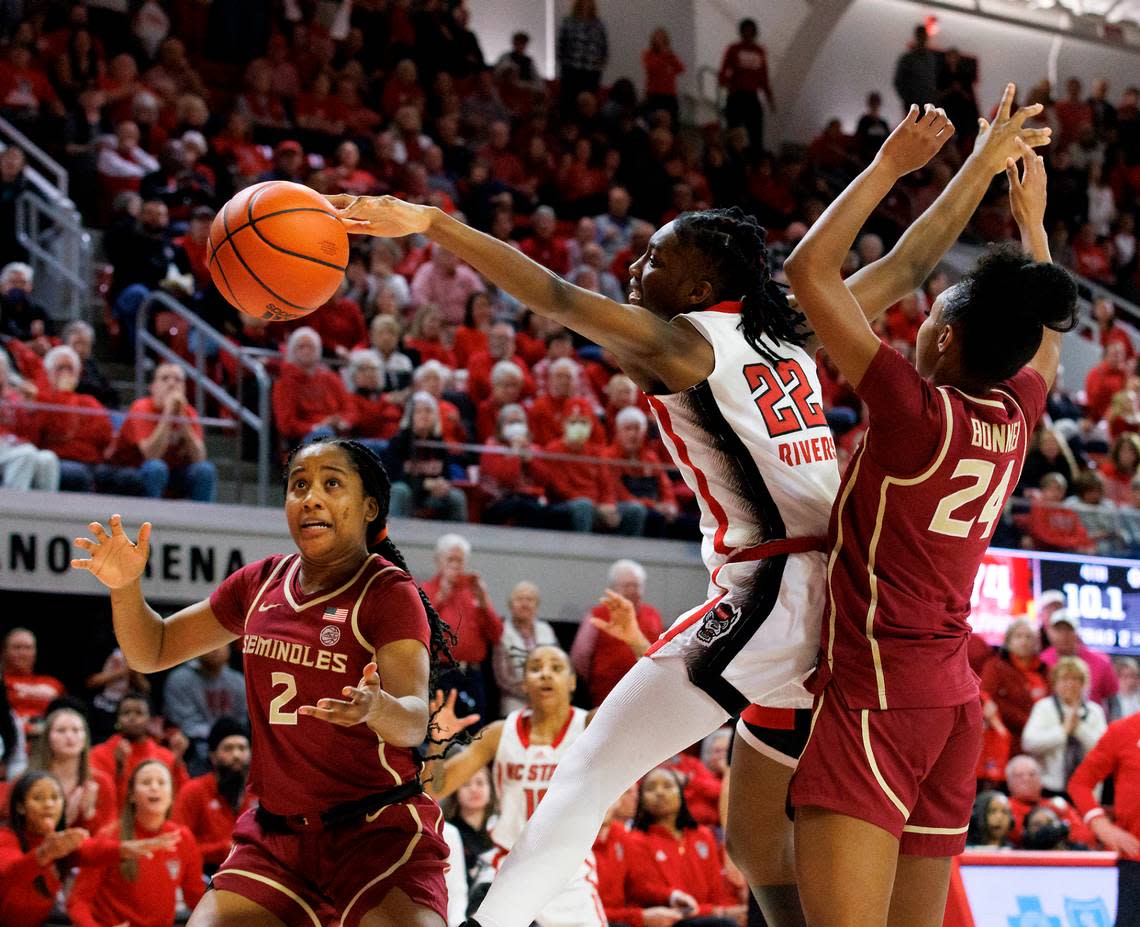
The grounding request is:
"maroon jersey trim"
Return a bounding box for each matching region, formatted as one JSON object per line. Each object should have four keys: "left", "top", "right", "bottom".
{"left": 340, "top": 802, "right": 425, "bottom": 923}
{"left": 242, "top": 556, "right": 292, "bottom": 629}
{"left": 282, "top": 554, "right": 378, "bottom": 613}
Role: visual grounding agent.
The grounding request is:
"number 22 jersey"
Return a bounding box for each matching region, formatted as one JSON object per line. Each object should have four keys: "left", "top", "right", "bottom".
{"left": 817, "top": 343, "right": 1047, "bottom": 710}
{"left": 209, "top": 553, "right": 430, "bottom": 815}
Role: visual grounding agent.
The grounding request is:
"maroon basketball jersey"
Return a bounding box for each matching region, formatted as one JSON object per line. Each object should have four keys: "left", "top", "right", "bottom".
{"left": 817, "top": 344, "right": 1047, "bottom": 710}
{"left": 210, "top": 553, "right": 430, "bottom": 815}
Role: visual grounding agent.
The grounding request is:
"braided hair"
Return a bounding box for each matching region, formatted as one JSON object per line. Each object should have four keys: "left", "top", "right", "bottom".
{"left": 284, "top": 438, "right": 458, "bottom": 744}
{"left": 672, "top": 207, "right": 807, "bottom": 365}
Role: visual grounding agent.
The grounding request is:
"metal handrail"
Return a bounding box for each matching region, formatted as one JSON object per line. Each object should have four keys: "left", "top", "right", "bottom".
{"left": 15, "top": 190, "right": 93, "bottom": 321}
{"left": 0, "top": 114, "right": 68, "bottom": 197}
{"left": 135, "top": 291, "right": 273, "bottom": 506}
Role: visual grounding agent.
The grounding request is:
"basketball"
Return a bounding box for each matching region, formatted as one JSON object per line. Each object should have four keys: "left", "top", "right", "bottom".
{"left": 207, "top": 181, "right": 349, "bottom": 322}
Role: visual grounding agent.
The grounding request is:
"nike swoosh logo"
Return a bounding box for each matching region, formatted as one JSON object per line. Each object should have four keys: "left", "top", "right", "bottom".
{"left": 258, "top": 602, "right": 280, "bottom": 612}
{"left": 365, "top": 807, "right": 385, "bottom": 822}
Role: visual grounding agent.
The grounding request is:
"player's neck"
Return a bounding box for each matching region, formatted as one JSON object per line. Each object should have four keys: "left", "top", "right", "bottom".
{"left": 529, "top": 703, "right": 572, "bottom": 741}
{"left": 297, "top": 550, "right": 370, "bottom": 595}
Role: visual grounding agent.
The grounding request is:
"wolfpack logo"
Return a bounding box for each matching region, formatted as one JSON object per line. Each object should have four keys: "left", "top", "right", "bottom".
{"left": 166, "top": 859, "right": 181, "bottom": 880}
{"left": 696, "top": 601, "right": 739, "bottom": 645}
{"left": 320, "top": 625, "right": 342, "bottom": 647}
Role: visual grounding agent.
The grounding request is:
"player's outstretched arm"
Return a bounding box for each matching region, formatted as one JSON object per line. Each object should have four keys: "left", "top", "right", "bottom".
{"left": 847, "top": 83, "right": 1050, "bottom": 321}
{"left": 71, "top": 515, "right": 236, "bottom": 673}
{"left": 785, "top": 105, "right": 955, "bottom": 387}
{"left": 327, "top": 195, "right": 696, "bottom": 386}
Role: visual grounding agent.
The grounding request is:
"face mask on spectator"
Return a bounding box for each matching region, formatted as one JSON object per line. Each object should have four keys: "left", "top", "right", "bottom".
{"left": 503, "top": 422, "right": 528, "bottom": 443}
{"left": 564, "top": 421, "right": 591, "bottom": 444}
{"left": 5, "top": 287, "right": 25, "bottom": 302}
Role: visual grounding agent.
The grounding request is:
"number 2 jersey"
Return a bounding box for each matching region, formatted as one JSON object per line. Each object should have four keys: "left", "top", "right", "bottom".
{"left": 209, "top": 553, "right": 430, "bottom": 816}
{"left": 816, "top": 343, "right": 1047, "bottom": 710}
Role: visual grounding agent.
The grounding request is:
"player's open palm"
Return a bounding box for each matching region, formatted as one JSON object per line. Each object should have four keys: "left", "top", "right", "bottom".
{"left": 71, "top": 515, "right": 151, "bottom": 590}
{"left": 974, "top": 82, "right": 1051, "bottom": 173}
{"left": 878, "top": 103, "right": 953, "bottom": 176}
{"left": 299, "top": 661, "right": 387, "bottom": 727}
{"left": 327, "top": 194, "right": 432, "bottom": 238}
{"left": 428, "top": 688, "right": 481, "bottom": 741}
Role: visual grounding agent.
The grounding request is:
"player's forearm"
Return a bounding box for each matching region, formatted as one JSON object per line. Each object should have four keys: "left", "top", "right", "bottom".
{"left": 368, "top": 693, "right": 429, "bottom": 748}
{"left": 426, "top": 209, "right": 583, "bottom": 326}
{"left": 1019, "top": 222, "right": 1051, "bottom": 263}
{"left": 109, "top": 580, "right": 167, "bottom": 673}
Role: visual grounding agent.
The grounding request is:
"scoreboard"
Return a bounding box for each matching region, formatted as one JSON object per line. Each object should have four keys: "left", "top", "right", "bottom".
{"left": 971, "top": 547, "right": 1140, "bottom": 653}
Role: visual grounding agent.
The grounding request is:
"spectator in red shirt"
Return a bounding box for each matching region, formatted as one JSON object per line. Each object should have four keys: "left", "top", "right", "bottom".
{"left": 468, "top": 322, "right": 537, "bottom": 406}
{"left": 610, "top": 219, "right": 653, "bottom": 286}
{"left": 308, "top": 294, "right": 367, "bottom": 359}
{"left": 1103, "top": 432, "right": 1140, "bottom": 505}
{"left": 29, "top": 708, "right": 117, "bottom": 834}
{"left": 272, "top": 327, "right": 354, "bottom": 445}
{"left": 422, "top": 533, "right": 504, "bottom": 724}
{"left": 113, "top": 361, "right": 217, "bottom": 502}
{"left": 664, "top": 735, "right": 727, "bottom": 830}
{"left": 883, "top": 290, "right": 925, "bottom": 346}
{"left": 1084, "top": 339, "right": 1132, "bottom": 422}
{"left": 68, "top": 759, "right": 204, "bottom": 927}
{"left": 536, "top": 397, "right": 645, "bottom": 535}
{"left": 1054, "top": 76, "right": 1094, "bottom": 148}
{"left": 980, "top": 618, "right": 1051, "bottom": 757}
{"left": 520, "top": 205, "right": 572, "bottom": 274}
{"left": 571, "top": 559, "right": 664, "bottom": 706}
{"left": 718, "top": 18, "right": 772, "bottom": 149}
{"left": 454, "top": 291, "right": 495, "bottom": 369}
{"left": 593, "top": 785, "right": 672, "bottom": 927}
{"left": 476, "top": 360, "right": 527, "bottom": 442}
{"left": 174, "top": 206, "right": 213, "bottom": 293}
{"left": 479, "top": 119, "right": 525, "bottom": 189}
{"left": 344, "top": 348, "right": 402, "bottom": 454}
{"left": 172, "top": 717, "right": 253, "bottom": 873}
{"left": 0, "top": 43, "right": 64, "bottom": 125}
{"left": 405, "top": 304, "right": 457, "bottom": 369}
{"left": 1005, "top": 754, "right": 1093, "bottom": 847}
{"left": 1027, "top": 472, "right": 1095, "bottom": 553}
{"left": 295, "top": 71, "right": 347, "bottom": 137}
{"left": 319, "top": 140, "right": 378, "bottom": 196}
{"left": 643, "top": 28, "right": 685, "bottom": 128}
{"left": 529, "top": 357, "right": 603, "bottom": 445}
{"left": 627, "top": 767, "right": 743, "bottom": 921}
{"left": 1092, "top": 297, "right": 1136, "bottom": 360}
{"left": 381, "top": 58, "right": 425, "bottom": 119}
{"left": 88, "top": 693, "right": 188, "bottom": 808}
{"left": 2, "top": 629, "right": 64, "bottom": 740}
{"left": 478, "top": 403, "right": 548, "bottom": 528}
{"left": 1073, "top": 222, "right": 1115, "bottom": 284}
{"left": 607, "top": 406, "right": 678, "bottom": 536}
{"left": 411, "top": 361, "right": 468, "bottom": 444}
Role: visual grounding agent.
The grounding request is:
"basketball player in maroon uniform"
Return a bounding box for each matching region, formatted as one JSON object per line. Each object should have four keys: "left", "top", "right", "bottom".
{"left": 72, "top": 438, "right": 456, "bottom": 927}
{"left": 783, "top": 92, "right": 1076, "bottom": 925}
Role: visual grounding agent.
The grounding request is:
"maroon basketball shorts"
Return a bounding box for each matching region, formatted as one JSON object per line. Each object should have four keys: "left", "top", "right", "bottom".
{"left": 789, "top": 683, "right": 981, "bottom": 857}
{"left": 212, "top": 793, "right": 449, "bottom": 926}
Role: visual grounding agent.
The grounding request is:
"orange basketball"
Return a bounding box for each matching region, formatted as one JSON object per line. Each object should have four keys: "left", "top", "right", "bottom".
{"left": 207, "top": 181, "right": 349, "bottom": 322}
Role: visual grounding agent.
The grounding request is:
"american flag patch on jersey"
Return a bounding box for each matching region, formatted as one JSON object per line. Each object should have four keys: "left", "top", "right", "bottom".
{"left": 323, "top": 606, "right": 348, "bottom": 623}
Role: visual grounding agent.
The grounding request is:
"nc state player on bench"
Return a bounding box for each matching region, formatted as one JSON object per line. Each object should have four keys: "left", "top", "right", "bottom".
{"left": 783, "top": 87, "right": 1076, "bottom": 927}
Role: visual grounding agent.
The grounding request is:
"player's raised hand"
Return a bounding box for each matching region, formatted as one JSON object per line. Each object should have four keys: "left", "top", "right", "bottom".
{"left": 591, "top": 589, "right": 650, "bottom": 651}
{"left": 973, "top": 83, "right": 1051, "bottom": 174}
{"left": 72, "top": 515, "right": 151, "bottom": 589}
{"left": 298, "top": 661, "right": 387, "bottom": 727}
{"left": 326, "top": 194, "right": 433, "bottom": 238}
{"left": 1006, "top": 137, "right": 1048, "bottom": 232}
{"left": 877, "top": 103, "right": 954, "bottom": 177}
{"left": 428, "top": 688, "right": 481, "bottom": 741}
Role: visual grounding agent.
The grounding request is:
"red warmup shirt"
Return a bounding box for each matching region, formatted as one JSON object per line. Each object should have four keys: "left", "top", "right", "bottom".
{"left": 816, "top": 344, "right": 1045, "bottom": 710}
{"left": 89, "top": 734, "right": 189, "bottom": 807}
{"left": 4, "top": 671, "right": 64, "bottom": 732}
{"left": 113, "top": 396, "right": 205, "bottom": 468}
{"left": 1070, "top": 713, "right": 1140, "bottom": 858}
{"left": 581, "top": 602, "right": 664, "bottom": 706}
{"left": 593, "top": 821, "right": 645, "bottom": 927}
{"left": 306, "top": 296, "right": 367, "bottom": 355}
{"left": 33, "top": 389, "right": 113, "bottom": 464}
{"left": 1027, "top": 499, "right": 1092, "bottom": 552}
{"left": 1008, "top": 794, "right": 1093, "bottom": 847}
{"left": 1100, "top": 325, "right": 1136, "bottom": 360}
{"left": 626, "top": 824, "right": 737, "bottom": 914}
{"left": 536, "top": 439, "right": 616, "bottom": 505}
{"left": 0, "top": 829, "right": 116, "bottom": 927}
{"left": 271, "top": 362, "right": 355, "bottom": 442}
{"left": 403, "top": 337, "right": 457, "bottom": 370}
{"left": 348, "top": 390, "right": 402, "bottom": 441}
{"left": 520, "top": 235, "right": 571, "bottom": 275}
{"left": 643, "top": 49, "right": 685, "bottom": 97}
{"left": 468, "top": 351, "right": 537, "bottom": 406}
{"left": 1085, "top": 362, "right": 1128, "bottom": 422}
{"left": 65, "top": 768, "right": 119, "bottom": 834}
{"left": 211, "top": 553, "right": 429, "bottom": 814}
{"left": 718, "top": 42, "right": 770, "bottom": 96}
{"left": 421, "top": 573, "right": 504, "bottom": 664}
{"left": 172, "top": 773, "right": 257, "bottom": 866}
{"left": 528, "top": 394, "right": 605, "bottom": 446}
{"left": 454, "top": 326, "right": 490, "bottom": 369}
{"left": 67, "top": 819, "right": 204, "bottom": 927}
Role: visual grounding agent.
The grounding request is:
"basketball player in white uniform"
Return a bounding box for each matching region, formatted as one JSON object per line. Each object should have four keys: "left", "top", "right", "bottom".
{"left": 330, "top": 101, "right": 1038, "bottom": 926}
{"left": 425, "top": 646, "right": 604, "bottom": 927}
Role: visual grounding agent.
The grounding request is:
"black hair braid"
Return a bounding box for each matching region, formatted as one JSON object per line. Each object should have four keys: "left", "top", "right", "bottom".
{"left": 284, "top": 437, "right": 464, "bottom": 748}
{"left": 673, "top": 207, "right": 808, "bottom": 365}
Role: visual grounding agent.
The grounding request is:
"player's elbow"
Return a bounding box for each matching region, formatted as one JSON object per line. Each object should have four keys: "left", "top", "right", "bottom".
{"left": 782, "top": 250, "right": 813, "bottom": 286}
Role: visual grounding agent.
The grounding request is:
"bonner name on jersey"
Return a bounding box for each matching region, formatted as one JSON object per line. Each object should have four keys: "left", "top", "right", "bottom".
{"left": 970, "top": 418, "right": 1022, "bottom": 453}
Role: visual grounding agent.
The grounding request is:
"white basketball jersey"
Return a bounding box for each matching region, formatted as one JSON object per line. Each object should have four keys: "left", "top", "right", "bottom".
{"left": 646, "top": 303, "right": 840, "bottom": 578}
{"left": 491, "top": 708, "right": 589, "bottom": 851}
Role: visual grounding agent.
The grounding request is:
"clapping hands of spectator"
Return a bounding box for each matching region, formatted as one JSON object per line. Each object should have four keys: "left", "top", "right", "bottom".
{"left": 592, "top": 588, "right": 650, "bottom": 653}
{"left": 469, "top": 574, "right": 492, "bottom": 611}
{"left": 428, "top": 688, "right": 481, "bottom": 741}
{"left": 67, "top": 778, "right": 100, "bottom": 824}
{"left": 668, "top": 890, "right": 699, "bottom": 916}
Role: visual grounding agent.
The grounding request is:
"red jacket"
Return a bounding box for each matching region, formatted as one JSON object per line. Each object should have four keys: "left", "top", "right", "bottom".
{"left": 348, "top": 390, "right": 402, "bottom": 441}
{"left": 271, "top": 362, "right": 354, "bottom": 442}
{"left": 403, "top": 337, "right": 457, "bottom": 370}
{"left": 68, "top": 820, "right": 204, "bottom": 927}
{"left": 535, "top": 438, "right": 615, "bottom": 505}
{"left": 172, "top": 773, "right": 256, "bottom": 867}
{"left": 575, "top": 602, "right": 664, "bottom": 706}
{"left": 626, "top": 824, "right": 737, "bottom": 914}
{"left": 422, "top": 573, "right": 504, "bottom": 664}
{"left": 519, "top": 234, "right": 571, "bottom": 275}
{"left": 476, "top": 396, "right": 522, "bottom": 443}
{"left": 606, "top": 444, "right": 677, "bottom": 507}
{"left": 4, "top": 671, "right": 64, "bottom": 734}
{"left": 308, "top": 296, "right": 367, "bottom": 355}
{"left": 979, "top": 654, "right": 1050, "bottom": 755}
{"left": 478, "top": 441, "right": 545, "bottom": 499}
{"left": 0, "top": 829, "right": 116, "bottom": 927}
{"left": 593, "top": 821, "right": 645, "bottom": 927}
{"left": 1027, "top": 500, "right": 1093, "bottom": 552}
{"left": 32, "top": 389, "right": 112, "bottom": 464}
{"left": 528, "top": 394, "right": 604, "bottom": 446}
{"left": 89, "top": 735, "right": 189, "bottom": 807}
{"left": 1085, "top": 362, "right": 1129, "bottom": 422}
{"left": 468, "top": 351, "right": 536, "bottom": 406}
{"left": 454, "top": 326, "right": 489, "bottom": 369}
{"left": 1008, "top": 794, "right": 1094, "bottom": 847}
{"left": 1070, "top": 712, "right": 1140, "bottom": 859}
